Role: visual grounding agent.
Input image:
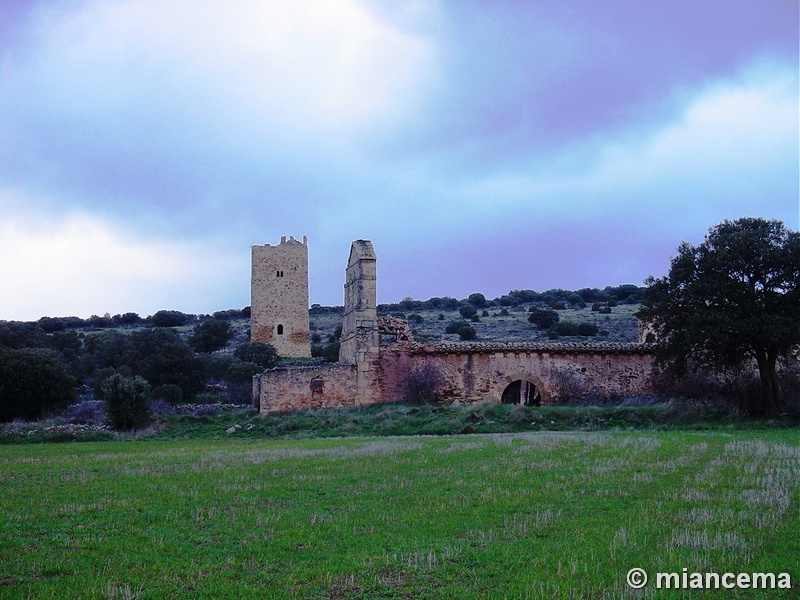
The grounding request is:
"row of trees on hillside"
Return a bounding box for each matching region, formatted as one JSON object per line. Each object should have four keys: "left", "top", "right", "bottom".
{"left": 32, "top": 308, "right": 250, "bottom": 333}
{"left": 374, "top": 285, "right": 644, "bottom": 315}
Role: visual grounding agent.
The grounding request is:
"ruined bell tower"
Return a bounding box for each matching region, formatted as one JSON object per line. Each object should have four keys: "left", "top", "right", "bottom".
{"left": 250, "top": 235, "right": 311, "bottom": 358}
{"left": 339, "top": 240, "right": 380, "bottom": 404}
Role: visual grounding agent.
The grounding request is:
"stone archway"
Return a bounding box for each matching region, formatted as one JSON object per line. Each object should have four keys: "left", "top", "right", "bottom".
{"left": 501, "top": 380, "right": 541, "bottom": 406}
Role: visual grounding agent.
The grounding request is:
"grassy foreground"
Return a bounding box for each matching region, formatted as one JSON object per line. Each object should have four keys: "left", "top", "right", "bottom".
{"left": 1, "top": 430, "right": 798, "bottom": 598}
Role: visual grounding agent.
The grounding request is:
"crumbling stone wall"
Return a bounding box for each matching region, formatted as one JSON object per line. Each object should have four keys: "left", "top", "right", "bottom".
{"left": 251, "top": 236, "right": 311, "bottom": 358}
{"left": 255, "top": 362, "right": 356, "bottom": 413}
{"left": 257, "top": 340, "right": 655, "bottom": 414}
{"left": 380, "top": 342, "right": 654, "bottom": 405}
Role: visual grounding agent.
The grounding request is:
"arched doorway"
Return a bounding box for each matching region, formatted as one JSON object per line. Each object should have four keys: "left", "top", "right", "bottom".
{"left": 501, "top": 380, "right": 541, "bottom": 406}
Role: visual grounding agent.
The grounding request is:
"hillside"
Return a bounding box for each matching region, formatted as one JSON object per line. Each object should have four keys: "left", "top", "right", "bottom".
{"left": 4, "top": 295, "right": 643, "bottom": 355}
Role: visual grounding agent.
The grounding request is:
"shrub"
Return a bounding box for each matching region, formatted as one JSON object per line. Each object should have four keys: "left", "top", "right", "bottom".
{"left": 87, "top": 314, "right": 114, "bottom": 328}
{"left": 550, "top": 321, "right": 578, "bottom": 336}
{"left": 224, "top": 360, "right": 262, "bottom": 404}
{"left": 0, "top": 348, "right": 75, "bottom": 422}
{"left": 467, "top": 293, "right": 488, "bottom": 308}
{"left": 233, "top": 342, "right": 279, "bottom": 369}
{"left": 311, "top": 342, "right": 340, "bottom": 362}
{"left": 459, "top": 305, "right": 478, "bottom": 319}
{"left": 496, "top": 294, "right": 521, "bottom": 307}
{"left": 327, "top": 325, "right": 343, "bottom": 343}
{"left": 400, "top": 363, "right": 445, "bottom": 403}
{"left": 212, "top": 309, "right": 242, "bottom": 320}
{"left": 528, "top": 308, "right": 560, "bottom": 329}
{"left": 134, "top": 335, "right": 207, "bottom": 402}
{"left": 151, "top": 384, "right": 183, "bottom": 405}
{"left": 499, "top": 308, "right": 509, "bottom": 316}
{"left": 576, "top": 322, "right": 599, "bottom": 336}
{"left": 457, "top": 325, "right": 477, "bottom": 341}
{"left": 102, "top": 374, "right": 152, "bottom": 430}
{"left": 189, "top": 318, "right": 233, "bottom": 353}
{"left": 407, "top": 314, "right": 424, "bottom": 324}
{"left": 0, "top": 321, "right": 48, "bottom": 349}
{"left": 549, "top": 368, "right": 587, "bottom": 404}
{"left": 445, "top": 321, "right": 469, "bottom": 334}
{"left": 112, "top": 312, "right": 142, "bottom": 325}
{"left": 470, "top": 314, "right": 480, "bottom": 322}
{"left": 150, "top": 310, "right": 195, "bottom": 327}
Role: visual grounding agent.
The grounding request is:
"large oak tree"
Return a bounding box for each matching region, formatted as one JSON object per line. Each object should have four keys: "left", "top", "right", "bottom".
{"left": 640, "top": 218, "right": 800, "bottom": 416}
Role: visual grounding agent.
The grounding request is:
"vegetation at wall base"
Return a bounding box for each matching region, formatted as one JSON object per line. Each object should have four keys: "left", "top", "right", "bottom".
{"left": 2, "top": 401, "right": 798, "bottom": 445}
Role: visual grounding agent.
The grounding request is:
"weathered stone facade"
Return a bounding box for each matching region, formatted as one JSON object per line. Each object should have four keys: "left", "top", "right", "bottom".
{"left": 255, "top": 239, "right": 655, "bottom": 413}
{"left": 378, "top": 342, "right": 654, "bottom": 405}
{"left": 255, "top": 362, "right": 356, "bottom": 413}
{"left": 250, "top": 236, "right": 311, "bottom": 358}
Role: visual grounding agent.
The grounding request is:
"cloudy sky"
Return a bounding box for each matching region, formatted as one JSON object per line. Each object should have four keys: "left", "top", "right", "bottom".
{"left": 1, "top": 0, "right": 797, "bottom": 321}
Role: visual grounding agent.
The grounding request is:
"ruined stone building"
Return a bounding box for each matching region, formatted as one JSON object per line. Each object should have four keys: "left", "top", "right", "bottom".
{"left": 250, "top": 236, "right": 311, "bottom": 358}
{"left": 254, "top": 238, "right": 655, "bottom": 413}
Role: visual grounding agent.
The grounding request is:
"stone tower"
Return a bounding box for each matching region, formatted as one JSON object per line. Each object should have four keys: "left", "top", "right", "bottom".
{"left": 339, "top": 240, "right": 380, "bottom": 404}
{"left": 250, "top": 235, "right": 311, "bottom": 358}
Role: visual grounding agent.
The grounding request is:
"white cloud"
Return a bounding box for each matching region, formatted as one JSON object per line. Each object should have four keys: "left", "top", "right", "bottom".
{"left": 457, "top": 61, "right": 798, "bottom": 226}
{"left": 26, "top": 0, "right": 436, "bottom": 135}
{"left": 0, "top": 202, "right": 244, "bottom": 321}
{"left": 592, "top": 62, "right": 797, "bottom": 196}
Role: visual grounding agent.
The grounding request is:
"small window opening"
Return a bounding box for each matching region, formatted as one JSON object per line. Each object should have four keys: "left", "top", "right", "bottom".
{"left": 277, "top": 324, "right": 284, "bottom": 335}
{"left": 276, "top": 270, "right": 284, "bottom": 277}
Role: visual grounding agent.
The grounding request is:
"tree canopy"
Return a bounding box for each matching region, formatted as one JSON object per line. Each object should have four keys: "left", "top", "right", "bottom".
{"left": 640, "top": 218, "right": 800, "bottom": 416}
{"left": 189, "top": 318, "right": 233, "bottom": 353}
{"left": 0, "top": 347, "right": 75, "bottom": 422}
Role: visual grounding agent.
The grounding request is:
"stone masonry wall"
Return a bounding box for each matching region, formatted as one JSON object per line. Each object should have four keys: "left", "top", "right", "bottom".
{"left": 256, "top": 362, "right": 357, "bottom": 413}
{"left": 379, "top": 342, "right": 655, "bottom": 405}
{"left": 251, "top": 236, "right": 311, "bottom": 358}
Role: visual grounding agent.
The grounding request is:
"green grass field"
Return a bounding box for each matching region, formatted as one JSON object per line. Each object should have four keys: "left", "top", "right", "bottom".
{"left": 1, "top": 430, "right": 798, "bottom": 598}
